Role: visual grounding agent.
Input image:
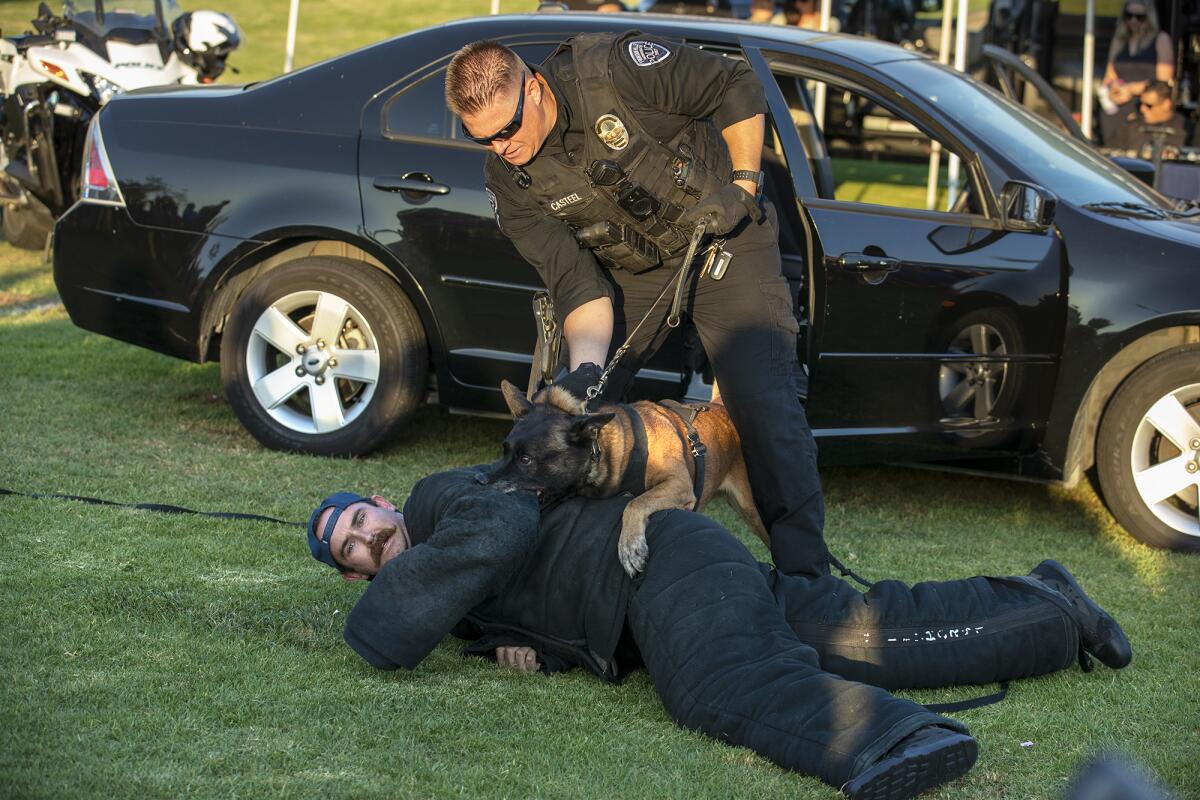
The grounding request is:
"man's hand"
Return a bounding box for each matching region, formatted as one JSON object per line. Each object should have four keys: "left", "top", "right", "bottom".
{"left": 681, "top": 183, "right": 762, "bottom": 236}
{"left": 1109, "top": 81, "right": 1134, "bottom": 105}
{"left": 496, "top": 645, "right": 541, "bottom": 672}
{"left": 554, "top": 361, "right": 603, "bottom": 403}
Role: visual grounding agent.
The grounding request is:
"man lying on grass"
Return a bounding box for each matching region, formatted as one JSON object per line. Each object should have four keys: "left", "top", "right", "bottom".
{"left": 307, "top": 467, "right": 1131, "bottom": 800}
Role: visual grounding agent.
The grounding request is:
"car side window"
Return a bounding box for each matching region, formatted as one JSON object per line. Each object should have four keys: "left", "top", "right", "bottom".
{"left": 771, "top": 71, "right": 985, "bottom": 217}
{"left": 384, "top": 71, "right": 450, "bottom": 140}
{"left": 383, "top": 43, "right": 558, "bottom": 142}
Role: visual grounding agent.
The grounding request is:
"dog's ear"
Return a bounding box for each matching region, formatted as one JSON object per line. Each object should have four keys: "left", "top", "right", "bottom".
{"left": 570, "top": 412, "right": 615, "bottom": 442}
{"left": 500, "top": 380, "right": 534, "bottom": 418}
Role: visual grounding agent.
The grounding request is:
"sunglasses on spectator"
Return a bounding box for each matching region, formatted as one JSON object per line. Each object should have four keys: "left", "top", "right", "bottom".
{"left": 1140, "top": 97, "right": 1167, "bottom": 108}
{"left": 461, "top": 69, "right": 530, "bottom": 145}
{"left": 1124, "top": 11, "right": 1146, "bottom": 19}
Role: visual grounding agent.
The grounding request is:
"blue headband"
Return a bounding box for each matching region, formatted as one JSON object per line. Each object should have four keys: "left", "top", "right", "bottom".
{"left": 307, "top": 492, "right": 373, "bottom": 572}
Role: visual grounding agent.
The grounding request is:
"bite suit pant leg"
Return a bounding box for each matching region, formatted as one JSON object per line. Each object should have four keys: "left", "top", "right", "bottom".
{"left": 765, "top": 570, "right": 1082, "bottom": 690}
{"left": 603, "top": 207, "right": 831, "bottom": 577}
{"left": 626, "top": 510, "right": 964, "bottom": 789}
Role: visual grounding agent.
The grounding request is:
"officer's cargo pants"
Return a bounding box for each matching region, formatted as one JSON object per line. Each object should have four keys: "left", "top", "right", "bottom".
{"left": 627, "top": 513, "right": 1080, "bottom": 788}
{"left": 600, "top": 202, "right": 830, "bottom": 576}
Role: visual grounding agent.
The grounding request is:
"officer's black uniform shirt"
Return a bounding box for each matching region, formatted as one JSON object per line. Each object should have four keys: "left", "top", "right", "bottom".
{"left": 484, "top": 32, "right": 768, "bottom": 323}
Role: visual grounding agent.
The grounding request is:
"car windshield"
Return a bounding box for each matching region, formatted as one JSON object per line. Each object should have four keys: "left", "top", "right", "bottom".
{"left": 62, "top": 1, "right": 183, "bottom": 33}
{"left": 888, "top": 59, "right": 1169, "bottom": 209}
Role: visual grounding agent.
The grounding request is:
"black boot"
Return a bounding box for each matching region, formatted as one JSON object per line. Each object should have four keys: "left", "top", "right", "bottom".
{"left": 1030, "top": 559, "right": 1132, "bottom": 670}
{"left": 841, "top": 726, "right": 978, "bottom": 800}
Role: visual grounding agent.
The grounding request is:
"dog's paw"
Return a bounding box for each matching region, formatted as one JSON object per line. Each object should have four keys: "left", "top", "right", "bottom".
{"left": 618, "top": 533, "right": 649, "bottom": 577}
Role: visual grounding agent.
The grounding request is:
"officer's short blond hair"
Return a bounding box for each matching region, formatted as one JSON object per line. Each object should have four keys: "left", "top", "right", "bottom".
{"left": 445, "top": 40, "right": 523, "bottom": 117}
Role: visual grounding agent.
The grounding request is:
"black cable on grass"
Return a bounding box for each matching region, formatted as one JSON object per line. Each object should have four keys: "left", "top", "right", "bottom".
{"left": 0, "top": 487, "right": 303, "bottom": 527}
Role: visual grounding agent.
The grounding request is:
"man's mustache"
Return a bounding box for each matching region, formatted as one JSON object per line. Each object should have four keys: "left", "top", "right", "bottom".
{"left": 369, "top": 529, "right": 395, "bottom": 566}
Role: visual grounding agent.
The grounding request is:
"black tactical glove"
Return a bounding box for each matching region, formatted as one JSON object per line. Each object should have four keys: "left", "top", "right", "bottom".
{"left": 553, "top": 362, "right": 604, "bottom": 403}
{"left": 681, "top": 183, "right": 764, "bottom": 236}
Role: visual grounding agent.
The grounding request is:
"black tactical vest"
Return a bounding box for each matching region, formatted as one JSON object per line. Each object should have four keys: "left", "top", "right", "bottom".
{"left": 514, "top": 33, "right": 733, "bottom": 273}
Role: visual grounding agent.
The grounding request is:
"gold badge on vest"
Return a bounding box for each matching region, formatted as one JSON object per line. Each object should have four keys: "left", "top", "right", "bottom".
{"left": 594, "top": 114, "right": 629, "bottom": 151}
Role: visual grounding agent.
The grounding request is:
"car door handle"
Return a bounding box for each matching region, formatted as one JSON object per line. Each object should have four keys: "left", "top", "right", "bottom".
{"left": 373, "top": 174, "right": 450, "bottom": 195}
{"left": 837, "top": 253, "right": 901, "bottom": 272}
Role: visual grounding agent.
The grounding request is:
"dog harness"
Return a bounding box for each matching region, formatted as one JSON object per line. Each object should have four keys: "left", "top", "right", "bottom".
{"left": 658, "top": 400, "right": 708, "bottom": 512}
{"left": 615, "top": 403, "right": 649, "bottom": 496}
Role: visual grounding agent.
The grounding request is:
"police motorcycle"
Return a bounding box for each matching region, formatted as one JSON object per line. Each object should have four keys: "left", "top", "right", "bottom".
{"left": 0, "top": 1, "right": 240, "bottom": 249}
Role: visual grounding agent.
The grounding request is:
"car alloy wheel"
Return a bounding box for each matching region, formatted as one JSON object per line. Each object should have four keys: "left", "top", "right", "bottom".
{"left": 1097, "top": 346, "right": 1200, "bottom": 552}
{"left": 1128, "top": 382, "right": 1200, "bottom": 537}
{"left": 244, "top": 289, "right": 380, "bottom": 435}
{"left": 934, "top": 309, "right": 1023, "bottom": 445}
{"left": 938, "top": 322, "right": 1009, "bottom": 423}
{"left": 220, "top": 256, "right": 427, "bottom": 456}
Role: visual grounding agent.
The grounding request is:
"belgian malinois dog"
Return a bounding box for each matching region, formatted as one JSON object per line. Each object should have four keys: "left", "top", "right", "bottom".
{"left": 484, "top": 380, "right": 768, "bottom": 576}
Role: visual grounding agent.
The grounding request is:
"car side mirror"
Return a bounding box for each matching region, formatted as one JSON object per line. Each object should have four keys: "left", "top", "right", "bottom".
{"left": 1000, "top": 180, "right": 1057, "bottom": 233}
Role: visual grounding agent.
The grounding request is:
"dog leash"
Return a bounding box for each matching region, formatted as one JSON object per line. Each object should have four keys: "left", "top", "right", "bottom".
{"left": 0, "top": 486, "right": 304, "bottom": 527}
{"left": 587, "top": 221, "right": 711, "bottom": 402}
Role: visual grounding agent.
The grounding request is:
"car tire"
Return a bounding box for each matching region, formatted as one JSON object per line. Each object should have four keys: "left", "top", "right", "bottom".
{"left": 934, "top": 308, "right": 1023, "bottom": 446}
{"left": 2, "top": 203, "right": 54, "bottom": 251}
{"left": 219, "top": 256, "right": 428, "bottom": 456}
{"left": 1096, "top": 345, "right": 1200, "bottom": 552}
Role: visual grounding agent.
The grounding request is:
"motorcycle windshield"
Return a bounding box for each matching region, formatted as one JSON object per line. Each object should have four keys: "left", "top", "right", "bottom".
{"left": 62, "top": 1, "right": 183, "bottom": 38}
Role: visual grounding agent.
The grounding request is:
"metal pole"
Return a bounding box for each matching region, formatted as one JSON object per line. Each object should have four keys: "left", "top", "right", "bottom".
{"left": 1081, "top": 0, "right": 1096, "bottom": 139}
{"left": 926, "top": 0, "right": 955, "bottom": 209}
{"left": 946, "top": 0, "right": 969, "bottom": 209}
{"left": 813, "top": 0, "right": 833, "bottom": 130}
{"left": 491, "top": 0, "right": 501, "bottom": 14}
{"left": 283, "top": 0, "right": 300, "bottom": 74}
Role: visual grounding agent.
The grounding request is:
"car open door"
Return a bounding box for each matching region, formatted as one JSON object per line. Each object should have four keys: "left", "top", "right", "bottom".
{"left": 748, "top": 47, "right": 1067, "bottom": 460}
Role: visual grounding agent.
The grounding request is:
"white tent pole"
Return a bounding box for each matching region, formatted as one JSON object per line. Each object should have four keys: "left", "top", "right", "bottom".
{"left": 946, "top": 0, "right": 969, "bottom": 209}
{"left": 491, "top": 0, "right": 501, "bottom": 14}
{"left": 1081, "top": 0, "right": 1096, "bottom": 139}
{"left": 283, "top": 0, "right": 300, "bottom": 74}
{"left": 813, "top": 0, "right": 832, "bottom": 130}
{"left": 926, "top": 0, "right": 954, "bottom": 209}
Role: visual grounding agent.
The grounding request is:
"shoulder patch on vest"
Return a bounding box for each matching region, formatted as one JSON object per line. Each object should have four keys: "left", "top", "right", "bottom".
{"left": 626, "top": 40, "right": 671, "bottom": 67}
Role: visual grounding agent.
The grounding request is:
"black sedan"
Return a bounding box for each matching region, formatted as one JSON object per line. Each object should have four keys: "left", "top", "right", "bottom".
{"left": 53, "top": 12, "right": 1200, "bottom": 553}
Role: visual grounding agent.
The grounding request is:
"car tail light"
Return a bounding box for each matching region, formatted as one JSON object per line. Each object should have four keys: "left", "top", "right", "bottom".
{"left": 80, "top": 117, "right": 124, "bottom": 207}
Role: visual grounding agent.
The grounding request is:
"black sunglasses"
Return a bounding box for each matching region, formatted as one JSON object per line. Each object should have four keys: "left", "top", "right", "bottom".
{"left": 461, "top": 69, "right": 529, "bottom": 145}
{"left": 1124, "top": 11, "right": 1146, "bottom": 19}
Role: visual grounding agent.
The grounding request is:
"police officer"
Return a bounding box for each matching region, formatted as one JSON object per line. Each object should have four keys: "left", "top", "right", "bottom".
{"left": 447, "top": 32, "right": 829, "bottom": 576}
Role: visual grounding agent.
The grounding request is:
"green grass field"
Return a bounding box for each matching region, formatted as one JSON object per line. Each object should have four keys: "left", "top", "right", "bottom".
{"left": 1, "top": 1, "right": 1198, "bottom": 798}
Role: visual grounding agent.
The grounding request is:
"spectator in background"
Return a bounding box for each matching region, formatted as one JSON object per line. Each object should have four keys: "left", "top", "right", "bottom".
{"left": 560, "top": 0, "right": 628, "bottom": 9}
{"left": 784, "top": 0, "right": 841, "bottom": 29}
{"left": 1111, "top": 80, "right": 1189, "bottom": 153}
{"left": 636, "top": 0, "right": 751, "bottom": 16}
{"left": 1100, "top": 0, "right": 1173, "bottom": 145}
{"left": 750, "top": 0, "right": 787, "bottom": 23}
